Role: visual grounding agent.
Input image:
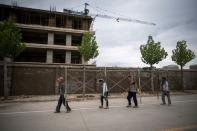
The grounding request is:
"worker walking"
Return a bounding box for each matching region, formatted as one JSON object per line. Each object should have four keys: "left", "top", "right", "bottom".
{"left": 54, "top": 76, "right": 71, "bottom": 113}
{"left": 127, "top": 75, "right": 138, "bottom": 108}
{"left": 99, "top": 79, "right": 109, "bottom": 109}
{"left": 161, "top": 77, "right": 171, "bottom": 105}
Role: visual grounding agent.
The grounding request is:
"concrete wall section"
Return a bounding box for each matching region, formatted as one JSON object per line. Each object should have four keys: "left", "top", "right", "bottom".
{"left": 0, "top": 66, "right": 3, "bottom": 96}
{"left": 11, "top": 66, "right": 56, "bottom": 95}
{"left": 184, "top": 70, "right": 197, "bottom": 90}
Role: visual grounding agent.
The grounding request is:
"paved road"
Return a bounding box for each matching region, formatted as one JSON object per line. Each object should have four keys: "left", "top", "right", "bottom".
{"left": 0, "top": 95, "right": 197, "bottom": 131}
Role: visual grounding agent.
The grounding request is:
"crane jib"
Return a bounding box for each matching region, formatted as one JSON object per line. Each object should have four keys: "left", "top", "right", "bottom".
{"left": 89, "top": 13, "right": 156, "bottom": 26}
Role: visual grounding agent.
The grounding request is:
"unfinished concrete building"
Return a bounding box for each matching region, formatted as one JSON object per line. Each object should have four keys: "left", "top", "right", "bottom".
{"left": 0, "top": 4, "right": 93, "bottom": 64}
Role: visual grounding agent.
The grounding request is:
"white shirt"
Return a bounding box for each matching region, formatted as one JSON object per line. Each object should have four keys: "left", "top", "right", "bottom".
{"left": 102, "top": 82, "right": 108, "bottom": 96}
{"left": 162, "top": 81, "right": 169, "bottom": 91}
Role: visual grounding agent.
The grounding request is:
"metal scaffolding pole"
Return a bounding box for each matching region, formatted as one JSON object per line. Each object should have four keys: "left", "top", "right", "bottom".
{"left": 64, "top": 66, "right": 68, "bottom": 99}
{"left": 138, "top": 68, "right": 142, "bottom": 104}
{"left": 83, "top": 65, "right": 86, "bottom": 99}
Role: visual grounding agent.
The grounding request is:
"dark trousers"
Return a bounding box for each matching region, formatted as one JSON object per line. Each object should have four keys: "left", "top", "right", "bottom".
{"left": 162, "top": 91, "right": 171, "bottom": 105}
{"left": 127, "top": 91, "right": 138, "bottom": 106}
{"left": 56, "top": 94, "right": 71, "bottom": 112}
{"left": 100, "top": 95, "right": 109, "bottom": 107}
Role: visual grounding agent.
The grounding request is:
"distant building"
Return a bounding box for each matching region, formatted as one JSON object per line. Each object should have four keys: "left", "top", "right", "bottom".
{"left": 162, "top": 65, "right": 179, "bottom": 70}
{"left": 142, "top": 66, "right": 156, "bottom": 70}
{"left": 0, "top": 4, "right": 93, "bottom": 64}
{"left": 190, "top": 64, "right": 197, "bottom": 70}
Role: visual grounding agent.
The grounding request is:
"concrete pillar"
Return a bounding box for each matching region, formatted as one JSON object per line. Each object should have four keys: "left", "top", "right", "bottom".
{"left": 46, "top": 50, "right": 53, "bottom": 63}
{"left": 66, "top": 18, "right": 72, "bottom": 28}
{"left": 65, "top": 51, "right": 71, "bottom": 64}
{"left": 48, "top": 32, "right": 54, "bottom": 45}
{"left": 47, "top": 32, "right": 54, "bottom": 63}
{"left": 48, "top": 17, "right": 56, "bottom": 27}
{"left": 65, "top": 34, "right": 72, "bottom": 64}
{"left": 66, "top": 34, "right": 71, "bottom": 46}
{"left": 82, "top": 20, "right": 88, "bottom": 30}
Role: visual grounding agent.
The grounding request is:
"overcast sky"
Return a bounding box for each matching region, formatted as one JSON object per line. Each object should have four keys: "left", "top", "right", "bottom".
{"left": 1, "top": 0, "right": 197, "bottom": 68}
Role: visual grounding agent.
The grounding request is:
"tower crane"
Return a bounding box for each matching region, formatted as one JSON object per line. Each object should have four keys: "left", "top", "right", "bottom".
{"left": 84, "top": 3, "right": 156, "bottom": 27}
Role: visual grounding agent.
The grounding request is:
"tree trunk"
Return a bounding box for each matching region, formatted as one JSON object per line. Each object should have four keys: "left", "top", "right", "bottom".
{"left": 181, "top": 66, "right": 184, "bottom": 91}
{"left": 82, "top": 56, "right": 88, "bottom": 65}
{"left": 150, "top": 65, "right": 154, "bottom": 93}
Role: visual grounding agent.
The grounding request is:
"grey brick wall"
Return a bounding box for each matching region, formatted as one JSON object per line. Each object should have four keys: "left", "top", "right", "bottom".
{"left": 0, "top": 63, "right": 197, "bottom": 96}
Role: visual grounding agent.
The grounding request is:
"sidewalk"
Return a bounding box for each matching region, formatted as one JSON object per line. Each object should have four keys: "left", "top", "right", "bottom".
{"left": 0, "top": 90, "right": 197, "bottom": 103}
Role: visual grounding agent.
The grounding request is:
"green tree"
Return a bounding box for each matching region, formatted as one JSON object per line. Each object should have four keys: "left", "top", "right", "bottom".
{"left": 79, "top": 32, "right": 99, "bottom": 64}
{"left": 140, "top": 36, "right": 168, "bottom": 68}
{"left": 79, "top": 32, "right": 99, "bottom": 98}
{"left": 140, "top": 36, "right": 168, "bottom": 92}
{"left": 0, "top": 20, "right": 25, "bottom": 98}
{"left": 171, "top": 40, "right": 195, "bottom": 91}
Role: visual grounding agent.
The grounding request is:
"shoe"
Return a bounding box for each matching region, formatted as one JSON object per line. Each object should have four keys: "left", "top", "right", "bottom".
{"left": 66, "top": 110, "right": 71, "bottom": 113}
{"left": 54, "top": 111, "right": 60, "bottom": 113}
{"left": 126, "top": 105, "right": 132, "bottom": 108}
{"left": 133, "top": 106, "right": 138, "bottom": 108}
{"left": 99, "top": 106, "right": 103, "bottom": 108}
{"left": 66, "top": 108, "right": 71, "bottom": 111}
{"left": 104, "top": 107, "right": 109, "bottom": 109}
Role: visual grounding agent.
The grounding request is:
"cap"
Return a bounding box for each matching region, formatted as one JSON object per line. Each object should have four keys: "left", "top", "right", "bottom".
{"left": 57, "top": 76, "right": 64, "bottom": 81}
{"left": 99, "top": 79, "right": 104, "bottom": 82}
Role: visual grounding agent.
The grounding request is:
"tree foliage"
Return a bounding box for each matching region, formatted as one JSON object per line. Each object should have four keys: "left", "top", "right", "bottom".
{"left": 0, "top": 20, "right": 25, "bottom": 58}
{"left": 140, "top": 36, "right": 168, "bottom": 67}
{"left": 171, "top": 40, "right": 195, "bottom": 68}
{"left": 79, "top": 32, "right": 99, "bottom": 62}
{"left": 0, "top": 20, "right": 25, "bottom": 98}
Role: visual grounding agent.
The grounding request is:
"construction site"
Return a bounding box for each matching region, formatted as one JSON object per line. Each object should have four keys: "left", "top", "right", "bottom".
{"left": 0, "top": 1, "right": 197, "bottom": 131}
{"left": 0, "top": 2, "right": 157, "bottom": 64}
{"left": 0, "top": 3, "right": 196, "bottom": 96}
{"left": 0, "top": 4, "right": 93, "bottom": 64}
